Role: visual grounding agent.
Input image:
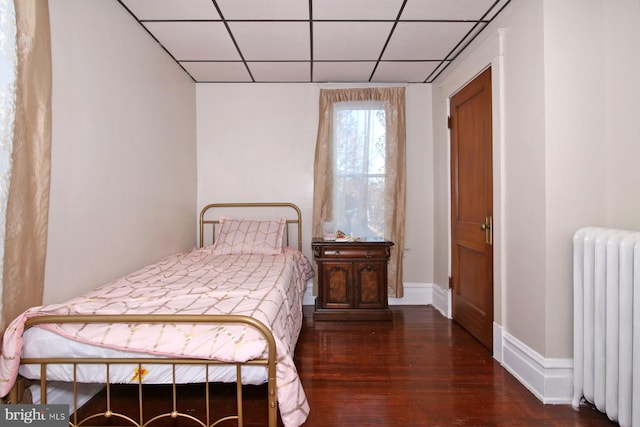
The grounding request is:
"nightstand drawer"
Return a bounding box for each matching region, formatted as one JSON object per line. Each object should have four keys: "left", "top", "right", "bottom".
{"left": 317, "top": 246, "right": 388, "bottom": 259}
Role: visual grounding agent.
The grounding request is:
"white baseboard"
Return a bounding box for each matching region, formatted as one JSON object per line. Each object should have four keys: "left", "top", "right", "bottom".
{"left": 430, "top": 284, "right": 452, "bottom": 318}
{"left": 302, "top": 281, "right": 316, "bottom": 306}
{"left": 497, "top": 326, "right": 573, "bottom": 404}
{"left": 302, "top": 281, "right": 446, "bottom": 310}
{"left": 388, "top": 282, "right": 432, "bottom": 305}
{"left": 493, "top": 322, "right": 504, "bottom": 363}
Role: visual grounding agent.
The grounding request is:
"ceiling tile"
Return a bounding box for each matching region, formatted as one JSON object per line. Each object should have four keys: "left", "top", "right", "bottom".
{"left": 401, "top": 0, "right": 497, "bottom": 21}
{"left": 143, "top": 22, "right": 239, "bottom": 60}
{"left": 382, "top": 22, "right": 474, "bottom": 60}
{"left": 424, "top": 60, "right": 452, "bottom": 82}
{"left": 314, "top": 22, "right": 395, "bottom": 61}
{"left": 372, "top": 61, "right": 440, "bottom": 83}
{"left": 447, "top": 23, "right": 488, "bottom": 59}
{"left": 120, "top": 0, "right": 220, "bottom": 20}
{"left": 313, "top": 0, "right": 404, "bottom": 20}
{"left": 248, "top": 62, "right": 310, "bottom": 82}
{"left": 229, "top": 22, "right": 310, "bottom": 61}
{"left": 313, "top": 62, "right": 377, "bottom": 82}
{"left": 117, "top": 0, "right": 513, "bottom": 83}
{"left": 216, "top": 0, "right": 309, "bottom": 20}
{"left": 180, "top": 62, "right": 252, "bottom": 82}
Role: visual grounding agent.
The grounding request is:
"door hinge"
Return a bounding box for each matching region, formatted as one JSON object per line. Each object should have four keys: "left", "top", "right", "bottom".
{"left": 447, "top": 116, "right": 452, "bottom": 129}
{"left": 448, "top": 276, "right": 453, "bottom": 289}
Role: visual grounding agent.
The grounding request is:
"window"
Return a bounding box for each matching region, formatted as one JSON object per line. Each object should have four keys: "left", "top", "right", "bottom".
{"left": 332, "top": 100, "right": 386, "bottom": 239}
{"left": 312, "top": 87, "right": 407, "bottom": 297}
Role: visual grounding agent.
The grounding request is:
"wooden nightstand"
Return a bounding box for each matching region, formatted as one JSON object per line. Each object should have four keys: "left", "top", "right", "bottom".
{"left": 312, "top": 238, "right": 394, "bottom": 321}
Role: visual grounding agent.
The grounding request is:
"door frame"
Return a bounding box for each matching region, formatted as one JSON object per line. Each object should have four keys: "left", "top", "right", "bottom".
{"left": 442, "top": 30, "right": 506, "bottom": 361}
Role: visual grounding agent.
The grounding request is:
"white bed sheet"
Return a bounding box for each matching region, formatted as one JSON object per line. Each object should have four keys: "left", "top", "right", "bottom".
{"left": 19, "top": 327, "right": 267, "bottom": 385}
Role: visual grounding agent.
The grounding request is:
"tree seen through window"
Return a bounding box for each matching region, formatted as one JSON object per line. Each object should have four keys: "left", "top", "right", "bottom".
{"left": 332, "top": 101, "right": 386, "bottom": 239}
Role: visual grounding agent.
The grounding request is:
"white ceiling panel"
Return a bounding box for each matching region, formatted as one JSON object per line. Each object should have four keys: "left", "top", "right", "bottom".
{"left": 314, "top": 22, "right": 395, "bottom": 61}
{"left": 401, "top": 0, "right": 497, "bottom": 21}
{"left": 428, "top": 60, "right": 452, "bottom": 80}
{"left": 313, "top": 62, "right": 377, "bottom": 83}
{"left": 117, "top": 0, "right": 513, "bottom": 83}
{"left": 120, "top": 0, "right": 220, "bottom": 20}
{"left": 143, "top": 22, "right": 239, "bottom": 60}
{"left": 447, "top": 23, "right": 488, "bottom": 59}
{"left": 216, "top": 0, "right": 309, "bottom": 20}
{"left": 228, "top": 22, "right": 309, "bottom": 61}
{"left": 248, "top": 62, "right": 311, "bottom": 82}
{"left": 313, "top": 0, "right": 404, "bottom": 20}
{"left": 372, "top": 61, "right": 440, "bottom": 83}
{"left": 181, "top": 62, "right": 251, "bottom": 82}
{"left": 382, "top": 22, "right": 475, "bottom": 60}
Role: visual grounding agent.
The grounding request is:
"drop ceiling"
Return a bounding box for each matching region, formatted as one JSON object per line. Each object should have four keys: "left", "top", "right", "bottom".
{"left": 117, "top": 0, "right": 512, "bottom": 84}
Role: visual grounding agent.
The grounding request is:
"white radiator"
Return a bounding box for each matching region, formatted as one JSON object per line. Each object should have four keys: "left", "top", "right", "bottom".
{"left": 573, "top": 227, "right": 640, "bottom": 427}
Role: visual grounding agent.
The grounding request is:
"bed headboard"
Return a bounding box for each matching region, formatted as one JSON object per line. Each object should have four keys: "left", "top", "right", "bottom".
{"left": 199, "top": 202, "right": 303, "bottom": 251}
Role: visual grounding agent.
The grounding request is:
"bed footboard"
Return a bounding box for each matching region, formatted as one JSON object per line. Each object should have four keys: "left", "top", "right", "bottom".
{"left": 11, "top": 314, "right": 278, "bottom": 427}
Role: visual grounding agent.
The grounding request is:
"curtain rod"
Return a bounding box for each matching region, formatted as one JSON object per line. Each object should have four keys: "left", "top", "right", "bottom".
{"left": 316, "top": 82, "right": 410, "bottom": 89}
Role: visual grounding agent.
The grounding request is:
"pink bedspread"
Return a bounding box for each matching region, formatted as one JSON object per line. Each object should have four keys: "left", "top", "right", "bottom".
{"left": 0, "top": 246, "right": 314, "bottom": 427}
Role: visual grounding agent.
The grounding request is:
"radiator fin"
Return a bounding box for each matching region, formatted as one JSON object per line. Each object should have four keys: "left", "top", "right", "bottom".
{"left": 573, "top": 227, "right": 640, "bottom": 427}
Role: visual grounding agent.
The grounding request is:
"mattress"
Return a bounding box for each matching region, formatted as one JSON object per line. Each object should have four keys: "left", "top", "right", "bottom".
{"left": 19, "top": 327, "right": 268, "bottom": 385}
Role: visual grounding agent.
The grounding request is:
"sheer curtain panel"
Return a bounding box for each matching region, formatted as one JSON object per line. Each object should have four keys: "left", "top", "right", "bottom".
{"left": 0, "top": 0, "right": 51, "bottom": 334}
{"left": 0, "top": 0, "right": 17, "bottom": 333}
{"left": 312, "top": 87, "right": 406, "bottom": 298}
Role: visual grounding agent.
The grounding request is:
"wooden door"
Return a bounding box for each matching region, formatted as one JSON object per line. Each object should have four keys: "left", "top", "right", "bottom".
{"left": 450, "top": 67, "right": 493, "bottom": 350}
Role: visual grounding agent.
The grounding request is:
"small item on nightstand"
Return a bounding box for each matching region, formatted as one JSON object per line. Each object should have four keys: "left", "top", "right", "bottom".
{"left": 322, "top": 221, "right": 336, "bottom": 240}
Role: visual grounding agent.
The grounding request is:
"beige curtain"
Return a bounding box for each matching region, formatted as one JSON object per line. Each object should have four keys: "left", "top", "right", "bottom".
{"left": 0, "top": 0, "right": 52, "bottom": 333}
{"left": 312, "top": 87, "right": 406, "bottom": 297}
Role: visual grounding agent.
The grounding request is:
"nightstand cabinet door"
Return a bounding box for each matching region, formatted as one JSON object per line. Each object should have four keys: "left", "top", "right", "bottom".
{"left": 321, "top": 261, "right": 352, "bottom": 309}
{"left": 354, "top": 261, "right": 386, "bottom": 309}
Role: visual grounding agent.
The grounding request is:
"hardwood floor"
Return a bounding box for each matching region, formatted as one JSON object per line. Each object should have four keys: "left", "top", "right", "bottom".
{"left": 295, "top": 305, "right": 614, "bottom": 427}
{"left": 76, "top": 305, "right": 616, "bottom": 426}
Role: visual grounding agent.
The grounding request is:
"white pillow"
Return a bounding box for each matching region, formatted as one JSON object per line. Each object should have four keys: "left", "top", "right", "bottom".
{"left": 211, "top": 217, "right": 286, "bottom": 255}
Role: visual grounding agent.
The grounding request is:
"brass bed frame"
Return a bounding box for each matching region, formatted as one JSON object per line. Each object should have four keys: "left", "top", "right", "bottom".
{"left": 6, "top": 202, "right": 305, "bottom": 427}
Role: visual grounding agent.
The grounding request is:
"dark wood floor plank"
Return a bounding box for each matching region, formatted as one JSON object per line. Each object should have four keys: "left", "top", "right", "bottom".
{"left": 296, "top": 305, "right": 614, "bottom": 427}
{"left": 76, "top": 305, "right": 615, "bottom": 426}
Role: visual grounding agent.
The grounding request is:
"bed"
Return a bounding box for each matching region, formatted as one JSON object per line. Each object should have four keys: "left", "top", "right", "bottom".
{"left": 0, "top": 202, "right": 313, "bottom": 427}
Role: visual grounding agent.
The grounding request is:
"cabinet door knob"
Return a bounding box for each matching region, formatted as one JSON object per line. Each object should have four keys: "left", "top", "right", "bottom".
{"left": 365, "top": 251, "right": 372, "bottom": 258}
{"left": 334, "top": 250, "right": 340, "bottom": 256}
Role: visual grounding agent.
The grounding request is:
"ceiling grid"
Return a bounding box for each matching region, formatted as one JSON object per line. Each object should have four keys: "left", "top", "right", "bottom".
{"left": 117, "top": 0, "right": 512, "bottom": 83}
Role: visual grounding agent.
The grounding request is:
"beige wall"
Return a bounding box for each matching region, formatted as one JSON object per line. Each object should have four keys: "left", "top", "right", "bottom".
{"left": 196, "top": 83, "right": 434, "bottom": 290}
{"left": 542, "top": 0, "right": 640, "bottom": 357}
{"left": 542, "top": 0, "right": 608, "bottom": 358}
{"left": 432, "top": 0, "right": 640, "bottom": 359}
{"left": 43, "top": 1, "right": 433, "bottom": 305}
{"left": 44, "top": 0, "right": 197, "bottom": 304}
{"left": 603, "top": 0, "right": 640, "bottom": 229}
